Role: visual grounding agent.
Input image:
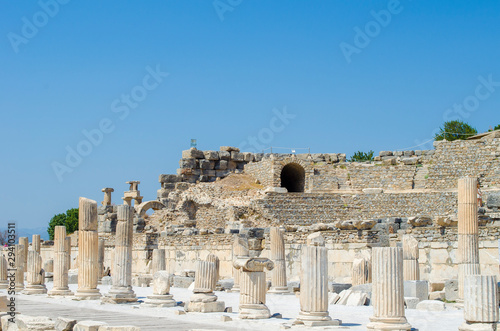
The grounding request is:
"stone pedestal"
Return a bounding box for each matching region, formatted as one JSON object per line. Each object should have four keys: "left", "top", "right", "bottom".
{"left": 104, "top": 205, "right": 136, "bottom": 303}
{"left": 14, "top": 244, "right": 25, "bottom": 291}
{"left": 367, "top": 247, "right": 411, "bottom": 331}
{"left": 144, "top": 271, "right": 176, "bottom": 307}
{"left": 75, "top": 197, "right": 101, "bottom": 299}
{"left": 459, "top": 275, "right": 500, "bottom": 331}
{"left": 295, "top": 233, "right": 340, "bottom": 327}
{"left": 268, "top": 227, "right": 289, "bottom": 294}
{"left": 22, "top": 250, "right": 47, "bottom": 294}
{"left": 32, "top": 234, "right": 41, "bottom": 254}
{"left": 185, "top": 258, "right": 225, "bottom": 313}
{"left": 151, "top": 249, "right": 166, "bottom": 275}
{"left": 352, "top": 256, "right": 371, "bottom": 286}
{"left": 48, "top": 226, "right": 73, "bottom": 296}
{"left": 0, "top": 254, "right": 8, "bottom": 289}
{"left": 403, "top": 235, "right": 419, "bottom": 281}
{"left": 235, "top": 256, "right": 274, "bottom": 319}
{"left": 458, "top": 177, "right": 480, "bottom": 301}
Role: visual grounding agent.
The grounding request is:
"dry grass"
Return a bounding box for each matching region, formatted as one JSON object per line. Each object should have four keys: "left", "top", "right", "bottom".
{"left": 214, "top": 174, "right": 264, "bottom": 191}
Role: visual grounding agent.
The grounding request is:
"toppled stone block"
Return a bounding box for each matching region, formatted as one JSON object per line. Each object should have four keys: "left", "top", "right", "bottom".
{"left": 379, "top": 151, "right": 393, "bottom": 157}
{"left": 408, "top": 216, "right": 432, "bottom": 227}
{"left": 202, "top": 151, "right": 219, "bottom": 161}
{"left": 352, "top": 220, "right": 376, "bottom": 230}
{"left": 416, "top": 300, "right": 445, "bottom": 311}
{"left": 362, "top": 188, "right": 384, "bottom": 194}
{"left": 328, "top": 292, "right": 340, "bottom": 304}
{"left": 487, "top": 192, "right": 500, "bottom": 209}
{"left": 98, "top": 326, "right": 141, "bottom": 331}
{"left": 307, "top": 232, "right": 324, "bottom": 246}
{"left": 221, "top": 316, "right": 232, "bottom": 322}
{"left": 336, "top": 289, "right": 352, "bottom": 305}
{"left": 133, "top": 274, "right": 152, "bottom": 287}
{"left": 346, "top": 292, "right": 367, "bottom": 306}
{"left": 429, "top": 281, "right": 445, "bottom": 292}
{"left": 404, "top": 281, "right": 428, "bottom": 302}
{"left": 434, "top": 216, "right": 457, "bottom": 227}
{"left": 15, "top": 315, "right": 55, "bottom": 330}
{"left": 182, "top": 148, "right": 204, "bottom": 159}
{"left": 74, "top": 321, "right": 108, "bottom": 331}
{"left": 173, "top": 276, "right": 194, "bottom": 288}
{"left": 445, "top": 279, "right": 458, "bottom": 302}
{"left": 403, "top": 150, "right": 415, "bottom": 157}
{"left": 174, "top": 310, "right": 186, "bottom": 315}
{"left": 404, "top": 297, "right": 419, "bottom": 309}
{"left": 429, "top": 291, "right": 445, "bottom": 301}
{"left": 56, "top": 317, "right": 77, "bottom": 331}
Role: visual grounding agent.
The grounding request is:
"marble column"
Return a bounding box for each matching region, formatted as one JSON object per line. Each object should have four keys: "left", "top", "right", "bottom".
{"left": 144, "top": 270, "right": 176, "bottom": 307}
{"left": 65, "top": 237, "right": 72, "bottom": 271}
{"left": 98, "top": 238, "right": 105, "bottom": 281}
{"left": 367, "top": 247, "right": 411, "bottom": 330}
{"left": 460, "top": 275, "right": 499, "bottom": 330}
{"left": 403, "top": 234, "right": 420, "bottom": 281}
{"left": 185, "top": 258, "right": 225, "bottom": 313}
{"left": 48, "top": 226, "right": 73, "bottom": 296}
{"left": 295, "top": 233, "right": 340, "bottom": 326}
{"left": 234, "top": 242, "right": 274, "bottom": 319}
{"left": 152, "top": 249, "right": 166, "bottom": 275}
{"left": 352, "top": 256, "right": 371, "bottom": 286}
{"left": 458, "top": 177, "right": 480, "bottom": 301}
{"left": 206, "top": 253, "right": 220, "bottom": 282}
{"left": 19, "top": 237, "right": 28, "bottom": 272}
{"left": 22, "top": 250, "right": 47, "bottom": 294}
{"left": 231, "top": 234, "right": 249, "bottom": 293}
{"left": 268, "top": 227, "right": 289, "bottom": 294}
{"left": 14, "top": 244, "right": 25, "bottom": 291}
{"left": 75, "top": 197, "right": 101, "bottom": 299}
{"left": 32, "top": 234, "right": 41, "bottom": 254}
{"left": 101, "top": 187, "right": 114, "bottom": 206}
{"left": 0, "top": 253, "right": 8, "bottom": 289}
{"left": 104, "top": 204, "right": 136, "bottom": 303}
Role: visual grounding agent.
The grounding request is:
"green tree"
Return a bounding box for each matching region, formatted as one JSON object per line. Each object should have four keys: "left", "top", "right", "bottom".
{"left": 434, "top": 120, "right": 477, "bottom": 141}
{"left": 47, "top": 208, "right": 79, "bottom": 240}
{"left": 349, "top": 150, "right": 374, "bottom": 162}
{"left": 488, "top": 124, "right": 500, "bottom": 132}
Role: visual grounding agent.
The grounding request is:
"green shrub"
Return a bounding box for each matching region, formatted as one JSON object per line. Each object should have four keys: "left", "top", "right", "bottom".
{"left": 349, "top": 150, "right": 374, "bottom": 162}
{"left": 434, "top": 120, "right": 477, "bottom": 141}
{"left": 47, "top": 208, "right": 79, "bottom": 240}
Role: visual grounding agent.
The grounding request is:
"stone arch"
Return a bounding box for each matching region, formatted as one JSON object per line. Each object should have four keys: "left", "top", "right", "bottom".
{"left": 179, "top": 199, "right": 198, "bottom": 220}
{"left": 135, "top": 200, "right": 166, "bottom": 217}
{"left": 280, "top": 162, "right": 306, "bottom": 192}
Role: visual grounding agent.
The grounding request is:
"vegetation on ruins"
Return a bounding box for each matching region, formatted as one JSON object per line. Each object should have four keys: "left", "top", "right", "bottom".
{"left": 434, "top": 120, "right": 477, "bottom": 141}
{"left": 349, "top": 150, "right": 374, "bottom": 162}
{"left": 47, "top": 208, "right": 79, "bottom": 240}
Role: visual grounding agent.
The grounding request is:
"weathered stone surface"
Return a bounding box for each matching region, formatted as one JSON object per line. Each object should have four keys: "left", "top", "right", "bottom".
{"left": 404, "top": 297, "right": 419, "bottom": 309}
{"left": 463, "top": 275, "right": 498, "bottom": 323}
{"left": 16, "top": 315, "right": 55, "bottom": 330}
{"left": 362, "top": 188, "right": 384, "bottom": 194}
{"left": 306, "top": 232, "right": 324, "bottom": 246}
{"left": 98, "top": 327, "right": 141, "bottom": 331}
{"left": 403, "top": 280, "right": 428, "bottom": 302}
{"left": 173, "top": 276, "right": 194, "bottom": 288}
{"left": 402, "top": 157, "right": 418, "bottom": 165}
{"left": 346, "top": 292, "right": 367, "bottom": 306}
{"left": 408, "top": 216, "right": 432, "bottom": 227}
{"left": 416, "top": 300, "right": 445, "bottom": 311}
{"left": 429, "top": 291, "right": 445, "bottom": 301}
{"left": 379, "top": 151, "right": 393, "bottom": 157}
{"left": 74, "top": 320, "right": 108, "bottom": 331}
{"left": 182, "top": 148, "right": 204, "bottom": 159}
{"left": 55, "top": 317, "right": 77, "bottom": 331}
{"left": 487, "top": 192, "right": 500, "bottom": 209}
{"left": 445, "top": 279, "right": 458, "bottom": 302}
{"left": 220, "top": 146, "right": 240, "bottom": 152}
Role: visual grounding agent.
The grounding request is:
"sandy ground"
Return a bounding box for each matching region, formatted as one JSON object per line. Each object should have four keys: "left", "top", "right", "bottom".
{"left": 8, "top": 282, "right": 466, "bottom": 331}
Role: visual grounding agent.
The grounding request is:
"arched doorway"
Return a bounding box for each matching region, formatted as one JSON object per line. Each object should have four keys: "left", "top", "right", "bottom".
{"left": 280, "top": 163, "right": 305, "bottom": 192}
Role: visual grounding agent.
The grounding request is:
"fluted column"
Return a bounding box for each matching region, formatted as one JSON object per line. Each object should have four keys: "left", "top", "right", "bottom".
{"left": 14, "top": 244, "right": 25, "bottom": 291}
{"left": 48, "top": 226, "right": 73, "bottom": 296}
{"left": 104, "top": 204, "right": 136, "bottom": 303}
{"left": 32, "top": 235, "right": 41, "bottom": 254}
{"left": 296, "top": 233, "right": 339, "bottom": 326}
{"left": 65, "top": 237, "right": 72, "bottom": 271}
{"left": 185, "top": 256, "right": 225, "bottom": 312}
{"left": 231, "top": 234, "right": 249, "bottom": 292}
{"left": 458, "top": 177, "right": 480, "bottom": 301}
{"left": 22, "top": 250, "right": 47, "bottom": 294}
{"left": 403, "top": 234, "right": 420, "bottom": 281}
{"left": 268, "top": 227, "right": 289, "bottom": 294}
{"left": 352, "top": 257, "right": 371, "bottom": 286}
{"left": 75, "top": 197, "right": 101, "bottom": 299}
{"left": 459, "top": 275, "right": 499, "bottom": 330}
{"left": 367, "top": 247, "right": 411, "bottom": 330}
{"left": 19, "top": 237, "right": 28, "bottom": 273}
{"left": 152, "top": 249, "right": 166, "bottom": 275}
{"left": 97, "top": 238, "right": 105, "bottom": 281}
{"left": 0, "top": 253, "right": 7, "bottom": 289}
{"left": 206, "top": 253, "right": 220, "bottom": 282}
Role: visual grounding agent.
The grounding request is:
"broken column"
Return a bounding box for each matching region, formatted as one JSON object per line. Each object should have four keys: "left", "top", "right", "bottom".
{"left": 143, "top": 270, "right": 176, "bottom": 307}
{"left": 151, "top": 249, "right": 166, "bottom": 275}
{"left": 32, "top": 234, "right": 41, "bottom": 254}
{"left": 458, "top": 177, "right": 480, "bottom": 301}
{"left": 0, "top": 254, "right": 8, "bottom": 289}
{"left": 97, "top": 238, "right": 105, "bottom": 281}
{"left": 460, "top": 275, "right": 499, "bottom": 330}
{"left": 367, "top": 247, "right": 411, "bottom": 331}
{"left": 185, "top": 256, "right": 225, "bottom": 313}
{"left": 104, "top": 204, "right": 136, "bottom": 303}
{"left": 101, "top": 187, "right": 114, "bottom": 206}
{"left": 231, "top": 234, "right": 249, "bottom": 292}
{"left": 48, "top": 226, "right": 73, "bottom": 296}
{"left": 14, "top": 244, "right": 25, "bottom": 291}
{"left": 352, "top": 255, "right": 371, "bottom": 286}
{"left": 19, "top": 237, "right": 28, "bottom": 272}
{"left": 403, "top": 234, "right": 420, "bottom": 281}
{"left": 268, "top": 227, "right": 289, "bottom": 294}
{"left": 22, "top": 250, "right": 47, "bottom": 294}
{"left": 295, "top": 233, "right": 340, "bottom": 327}
{"left": 75, "top": 197, "right": 101, "bottom": 299}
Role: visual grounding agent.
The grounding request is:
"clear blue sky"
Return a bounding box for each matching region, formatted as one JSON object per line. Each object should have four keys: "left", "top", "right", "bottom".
{"left": 1, "top": 1, "right": 499, "bottom": 234}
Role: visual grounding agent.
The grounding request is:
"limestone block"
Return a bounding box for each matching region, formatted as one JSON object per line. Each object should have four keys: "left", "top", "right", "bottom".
{"left": 328, "top": 292, "right": 340, "bottom": 304}
{"left": 408, "top": 216, "right": 432, "bottom": 227}
{"left": 1, "top": 314, "right": 16, "bottom": 331}
{"left": 306, "top": 232, "right": 324, "bottom": 246}
{"left": 56, "top": 317, "right": 77, "bottom": 331}
{"left": 159, "top": 174, "right": 181, "bottom": 183}
{"left": 416, "top": 300, "right": 445, "bottom": 311}
{"left": 231, "top": 152, "right": 244, "bottom": 161}
{"left": 98, "top": 326, "right": 141, "bottom": 331}
{"left": 152, "top": 271, "right": 171, "bottom": 295}
{"left": 220, "top": 146, "right": 239, "bottom": 152}
{"left": 404, "top": 280, "right": 428, "bottom": 302}
{"left": 362, "top": 188, "right": 384, "bottom": 194}
{"left": 336, "top": 289, "right": 352, "bottom": 305}
{"left": 429, "top": 291, "right": 445, "bottom": 301}
{"left": 16, "top": 315, "right": 55, "bottom": 330}
{"left": 173, "top": 276, "right": 194, "bottom": 288}
{"left": 215, "top": 160, "right": 228, "bottom": 170}
{"left": 199, "top": 159, "right": 214, "bottom": 170}
{"left": 379, "top": 151, "right": 393, "bottom": 157}
{"left": 401, "top": 157, "right": 418, "bottom": 165}
{"left": 487, "top": 192, "right": 500, "bottom": 209}
{"left": 445, "top": 279, "right": 458, "bottom": 301}
{"left": 79, "top": 197, "right": 98, "bottom": 231}
{"left": 179, "top": 158, "right": 197, "bottom": 168}
{"left": 404, "top": 297, "right": 419, "bottom": 309}
{"left": 345, "top": 292, "right": 367, "bottom": 306}
{"left": 203, "top": 150, "right": 219, "bottom": 160}
{"left": 74, "top": 321, "right": 108, "bottom": 331}
{"left": 182, "top": 148, "right": 204, "bottom": 159}
{"left": 429, "top": 281, "right": 445, "bottom": 292}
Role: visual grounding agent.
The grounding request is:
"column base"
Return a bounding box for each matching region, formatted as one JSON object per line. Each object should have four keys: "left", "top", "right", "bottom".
{"left": 268, "top": 286, "right": 291, "bottom": 294}
{"left": 185, "top": 300, "right": 225, "bottom": 313}
{"left": 0, "top": 281, "right": 8, "bottom": 289}
{"left": 21, "top": 284, "right": 47, "bottom": 295}
{"left": 15, "top": 285, "right": 24, "bottom": 292}
{"left": 239, "top": 304, "right": 271, "bottom": 319}
{"left": 102, "top": 287, "right": 137, "bottom": 304}
{"left": 48, "top": 287, "right": 74, "bottom": 296}
{"left": 294, "top": 311, "right": 341, "bottom": 326}
{"left": 74, "top": 288, "right": 102, "bottom": 300}
{"left": 228, "top": 285, "right": 240, "bottom": 293}
{"left": 367, "top": 316, "right": 411, "bottom": 330}
{"left": 142, "top": 294, "right": 177, "bottom": 307}
{"left": 459, "top": 322, "right": 500, "bottom": 331}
